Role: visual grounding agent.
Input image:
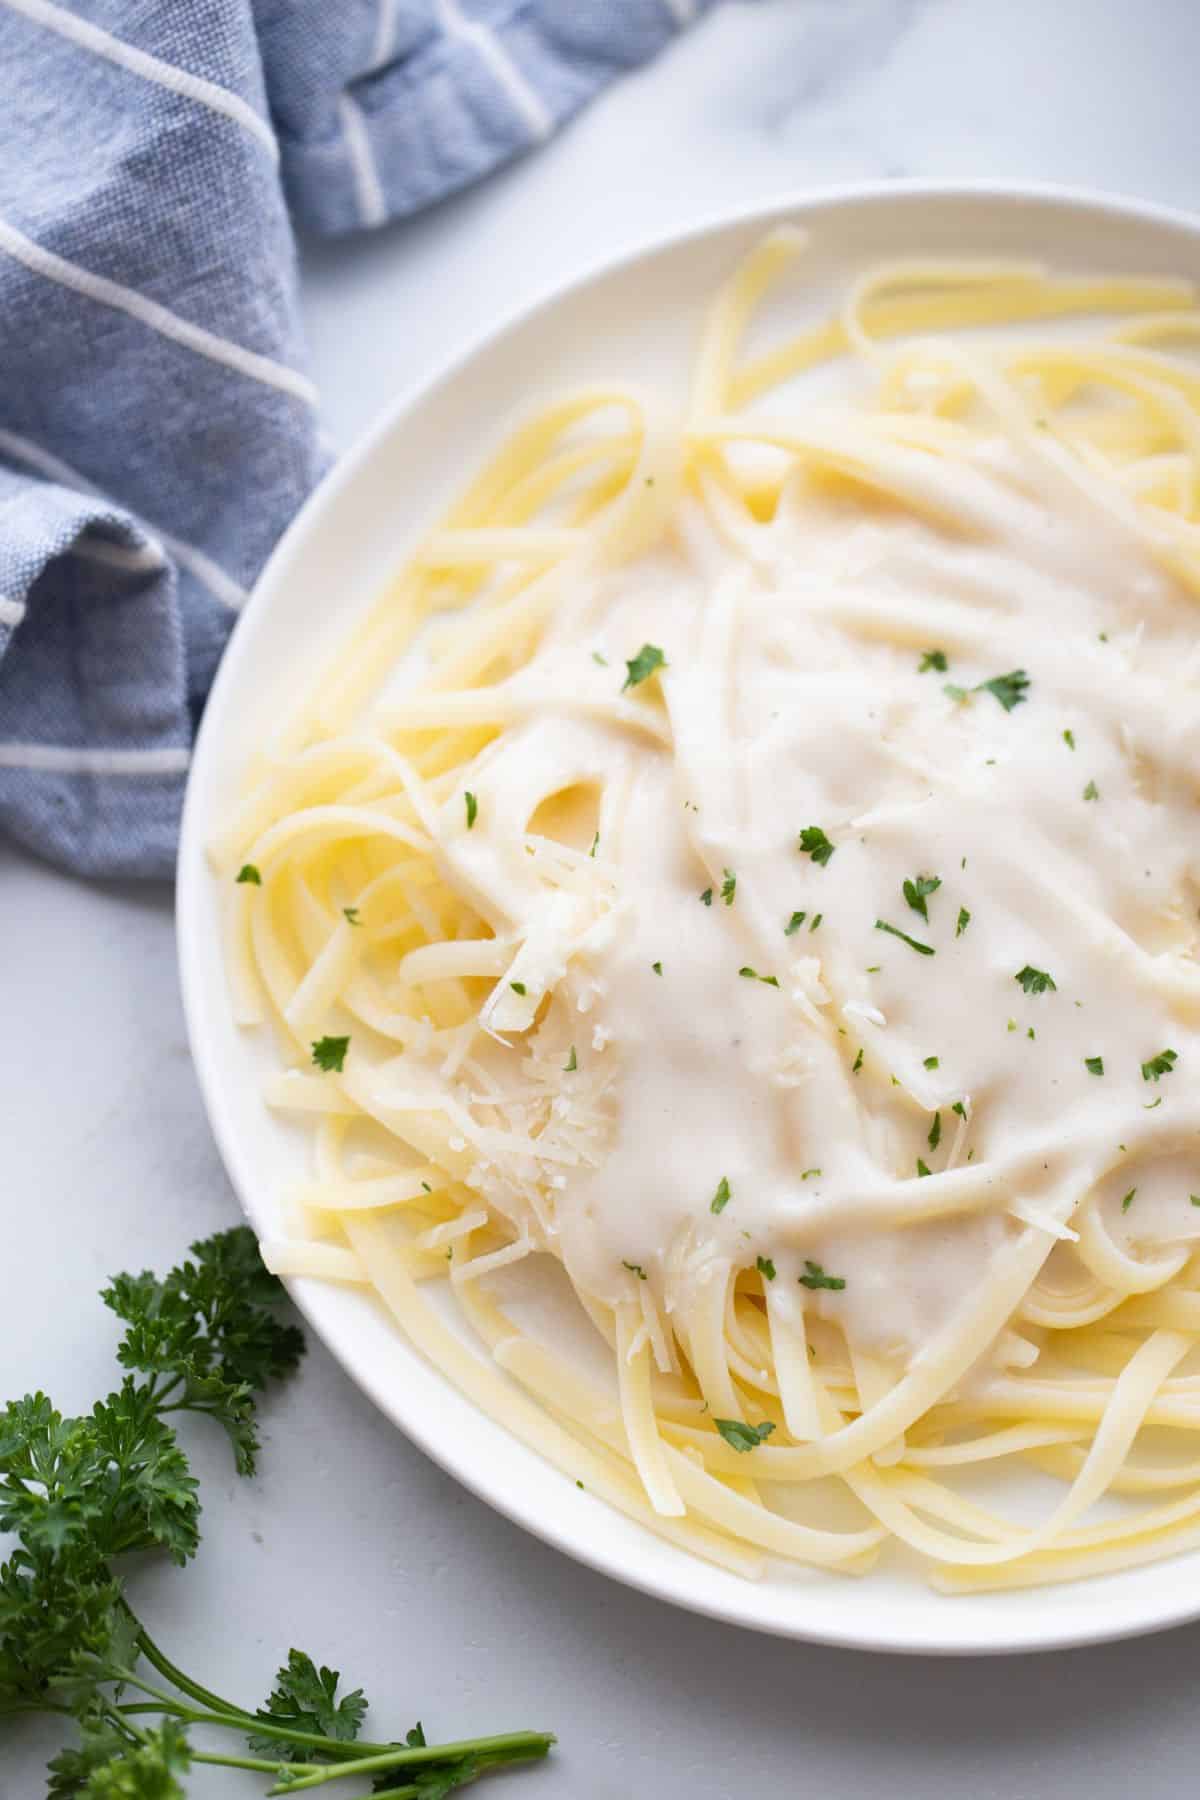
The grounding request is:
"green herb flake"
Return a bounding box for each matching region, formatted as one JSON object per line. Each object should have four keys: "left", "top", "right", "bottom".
{"left": 952, "top": 1100, "right": 967, "bottom": 1118}
{"left": 739, "top": 966, "right": 780, "bottom": 986}
{"left": 852, "top": 1047, "right": 864, "bottom": 1074}
{"left": 801, "top": 1168, "right": 821, "bottom": 1181}
{"left": 1141, "top": 1049, "right": 1178, "bottom": 1082}
{"left": 810, "top": 912, "right": 823, "bottom": 931}
{"left": 343, "top": 906, "right": 361, "bottom": 926}
{"left": 919, "top": 649, "right": 948, "bottom": 673}
{"left": 924, "top": 1055, "right": 939, "bottom": 1070}
{"left": 1190, "top": 1195, "right": 1200, "bottom": 1208}
{"left": 564, "top": 1046, "right": 578, "bottom": 1073}
{"left": 652, "top": 961, "right": 663, "bottom": 976}
{"left": 902, "top": 872, "right": 942, "bottom": 922}
{"left": 944, "top": 682, "right": 968, "bottom": 702}
{"left": 710, "top": 1176, "right": 732, "bottom": 1215}
{"left": 1083, "top": 779, "right": 1100, "bottom": 801}
{"left": 756, "top": 1255, "right": 776, "bottom": 1281}
{"left": 799, "top": 1260, "right": 845, "bottom": 1291}
{"left": 236, "top": 863, "right": 261, "bottom": 885}
{"left": 1085, "top": 1055, "right": 1104, "bottom": 1076}
{"left": 976, "top": 669, "right": 1030, "bottom": 712}
{"left": 714, "top": 1417, "right": 776, "bottom": 1452}
{"left": 1121, "top": 1187, "right": 1137, "bottom": 1213}
{"left": 465, "top": 790, "right": 478, "bottom": 829}
{"left": 916, "top": 1158, "right": 932, "bottom": 1178}
{"left": 1015, "top": 965, "right": 1057, "bottom": 996}
{"left": 311, "top": 1035, "right": 349, "bottom": 1073}
{"left": 928, "top": 1113, "right": 942, "bottom": 1151}
{"left": 875, "top": 919, "right": 935, "bottom": 956}
{"left": 1145, "top": 1096, "right": 1163, "bottom": 1109}
{"left": 700, "top": 887, "right": 714, "bottom": 906}
{"left": 591, "top": 650, "right": 608, "bottom": 666}
{"left": 785, "top": 910, "right": 807, "bottom": 935}
{"left": 622, "top": 643, "right": 666, "bottom": 691}
{"left": 1063, "top": 729, "right": 1076, "bottom": 750}
{"left": 956, "top": 907, "right": 971, "bottom": 937}
{"left": 798, "top": 825, "right": 836, "bottom": 866}
{"left": 622, "top": 1260, "right": 647, "bottom": 1280}
{"left": 721, "top": 868, "right": 737, "bottom": 906}
{"left": 589, "top": 831, "right": 599, "bottom": 858}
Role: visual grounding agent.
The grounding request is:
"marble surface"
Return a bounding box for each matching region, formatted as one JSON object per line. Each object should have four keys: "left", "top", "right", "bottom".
{"left": 7, "top": 0, "right": 1200, "bottom": 1792}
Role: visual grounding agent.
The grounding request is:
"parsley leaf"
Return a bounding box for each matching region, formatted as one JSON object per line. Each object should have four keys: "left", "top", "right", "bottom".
{"left": 916, "top": 1158, "right": 932, "bottom": 1177}
{"left": 622, "top": 644, "right": 666, "bottom": 690}
{"left": 919, "top": 649, "right": 948, "bottom": 673}
{"left": 509, "top": 981, "right": 527, "bottom": 996}
{"left": 798, "top": 825, "right": 836, "bottom": 866}
{"left": 1063, "top": 728, "right": 1076, "bottom": 750}
{"left": 852, "top": 1047, "right": 864, "bottom": 1074}
{"left": 700, "top": 887, "right": 713, "bottom": 906}
{"left": 928, "top": 1113, "right": 942, "bottom": 1151}
{"left": 756, "top": 1255, "right": 776, "bottom": 1281}
{"left": 235, "top": 864, "right": 261, "bottom": 886}
{"left": 464, "top": 791, "right": 477, "bottom": 829}
{"left": 875, "top": 919, "right": 935, "bottom": 956}
{"left": 651, "top": 962, "right": 663, "bottom": 977}
{"left": 721, "top": 868, "right": 737, "bottom": 906}
{"left": 739, "top": 966, "right": 780, "bottom": 986}
{"left": 976, "top": 669, "right": 1030, "bottom": 712}
{"left": 714, "top": 1419, "right": 775, "bottom": 1453}
{"left": 785, "top": 911, "right": 807, "bottom": 935}
{"left": 622, "top": 1261, "right": 647, "bottom": 1280}
{"left": 710, "top": 1177, "right": 732, "bottom": 1215}
{"left": 1014, "top": 966, "right": 1056, "bottom": 996}
{"left": 1083, "top": 779, "right": 1100, "bottom": 801}
{"left": 343, "top": 906, "right": 361, "bottom": 926}
{"left": 1085, "top": 1055, "right": 1104, "bottom": 1076}
{"left": 248, "top": 1648, "right": 368, "bottom": 1760}
{"left": 944, "top": 683, "right": 968, "bottom": 702}
{"left": 564, "top": 1046, "right": 577, "bottom": 1072}
{"left": 1141, "top": 1049, "right": 1178, "bottom": 1082}
{"left": 902, "top": 873, "right": 941, "bottom": 922}
{"left": 798, "top": 1260, "right": 845, "bottom": 1291}
{"left": 923, "top": 1055, "right": 939, "bottom": 1069}
{"left": 312, "top": 1035, "right": 350, "bottom": 1072}
{"left": 956, "top": 907, "right": 970, "bottom": 937}
{"left": 1121, "top": 1187, "right": 1137, "bottom": 1212}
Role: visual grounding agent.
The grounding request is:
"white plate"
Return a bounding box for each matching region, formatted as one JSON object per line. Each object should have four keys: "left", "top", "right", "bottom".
{"left": 178, "top": 182, "right": 1200, "bottom": 1655}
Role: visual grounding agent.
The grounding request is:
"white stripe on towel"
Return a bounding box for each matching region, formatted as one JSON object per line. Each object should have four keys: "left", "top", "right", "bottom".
{"left": 435, "top": 0, "right": 553, "bottom": 141}
{"left": 0, "top": 741, "right": 191, "bottom": 775}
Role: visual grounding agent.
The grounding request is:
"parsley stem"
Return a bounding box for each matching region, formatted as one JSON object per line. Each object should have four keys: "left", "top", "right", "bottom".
{"left": 131, "top": 1620, "right": 251, "bottom": 1724}
{"left": 262, "top": 1731, "right": 555, "bottom": 1794}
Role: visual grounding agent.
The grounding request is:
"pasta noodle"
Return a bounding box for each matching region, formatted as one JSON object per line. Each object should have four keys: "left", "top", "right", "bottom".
{"left": 215, "top": 231, "right": 1200, "bottom": 1589}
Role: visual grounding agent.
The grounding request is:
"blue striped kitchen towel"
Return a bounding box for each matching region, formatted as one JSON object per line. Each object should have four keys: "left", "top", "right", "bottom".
{"left": 0, "top": 0, "right": 713, "bottom": 877}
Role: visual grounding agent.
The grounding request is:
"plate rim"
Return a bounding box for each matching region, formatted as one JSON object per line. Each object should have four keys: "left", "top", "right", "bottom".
{"left": 178, "top": 178, "right": 1200, "bottom": 1656}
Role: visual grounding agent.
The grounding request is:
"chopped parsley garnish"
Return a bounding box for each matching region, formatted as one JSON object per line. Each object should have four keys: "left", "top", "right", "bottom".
{"left": 928, "top": 1113, "right": 942, "bottom": 1151}
{"left": 875, "top": 919, "right": 935, "bottom": 956}
{"left": 311, "top": 1035, "right": 349, "bottom": 1073}
{"left": 1027, "top": 1027, "right": 1036, "bottom": 1041}
{"left": 622, "top": 1260, "right": 647, "bottom": 1280}
{"left": 739, "top": 966, "right": 780, "bottom": 986}
{"left": 799, "top": 1260, "right": 845, "bottom": 1291}
{"left": 944, "top": 682, "right": 968, "bottom": 702}
{"left": 564, "top": 1046, "right": 577, "bottom": 1072}
{"left": 710, "top": 1176, "right": 732, "bottom": 1215}
{"left": 721, "top": 868, "right": 737, "bottom": 905}
{"left": 785, "top": 910, "right": 807, "bottom": 934}
{"left": 421, "top": 1181, "right": 432, "bottom": 1192}
{"left": 801, "top": 1168, "right": 821, "bottom": 1181}
{"left": 343, "top": 906, "right": 361, "bottom": 926}
{"left": 1121, "top": 1188, "right": 1137, "bottom": 1213}
{"left": 591, "top": 650, "right": 608, "bottom": 666}
{"left": 465, "top": 790, "right": 478, "bottom": 829}
{"left": 1191, "top": 1196, "right": 1200, "bottom": 1208}
{"left": 510, "top": 981, "right": 527, "bottom": 995}
{"left": 236, "top": 863, "right": 261, "bottom": 885}
{"left": 652, "top": 961, "right": 663, "bottom": 976}
{"left": 700, "top": 887, "right": 714, "bottom": 906}
{"left": 976, "top": 669, "right": 1030, "bottom": 712}
{"left": 852, "top": 1047, "right": 864, "bottom": 1074}
{"left": 810, "top": 913, "right": 823, "bottom": 931}
{"left": 1141, "top": 1049, "right": 1178, "bottom": 1082}
{"left": 924, "top": 1055, "right": 939, "bottom": 1069}
{"left": 798, "top": 825, "right": 836, "bottom": 866}
{"left": 1063, "top": 728, "right": 1076, "bottom": 750}
{"left": 756, "top": 1255, "right": 776, "bottom": 1281}
{"left": 919, "top": 649, "right": 948, "bottom": 673}
{"left": 622, "top": 643, "right": 666, "bottom": 690}
{"left": 1085, "top": 1055, "right": 1104, "bottom": 1076}
{"left": 902, "top": 873, "right": 941, "bottom": 921}
{"left": 956, "top": 907, "right": 971, "bottom": 937}
{"left": 1014, "top": 965, "right": 1057, "bottom": 995}
{"left": 589, "top": 831, "right": 599, "bottom": 857}
{"left": 1145, "top": 1096, "right": 1162, "bottom": 1110}
{"left": 714, "top": 1418, "right": 776, "bottom": 1452}
{"left": 1083, "top": 779, "right": 1100, "bottom": 801}
{"left": 916, "top": 1158, "right": 932, "bottom": 1178}
{"left": 952, "top": 1100, "right": 967, "bottom": 1117}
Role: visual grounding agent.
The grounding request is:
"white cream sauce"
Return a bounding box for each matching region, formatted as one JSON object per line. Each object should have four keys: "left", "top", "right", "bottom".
{"left": 439, "top": 441, "right": 1200, "bottom": 1365}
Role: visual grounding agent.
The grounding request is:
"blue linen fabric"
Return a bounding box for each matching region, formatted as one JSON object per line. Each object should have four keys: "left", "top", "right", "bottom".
{"left": 0, "top": 0, "right": 712, "bottom": 876}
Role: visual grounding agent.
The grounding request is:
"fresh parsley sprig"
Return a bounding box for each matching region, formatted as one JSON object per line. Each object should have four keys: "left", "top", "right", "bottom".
{"left": 0, "top": 1230, "right": 553, "bottom": 1798}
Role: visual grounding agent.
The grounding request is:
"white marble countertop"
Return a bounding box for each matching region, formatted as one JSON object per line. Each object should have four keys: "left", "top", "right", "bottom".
{"left": 8, "top": 0, "right": 1200, "bottom": 1792}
